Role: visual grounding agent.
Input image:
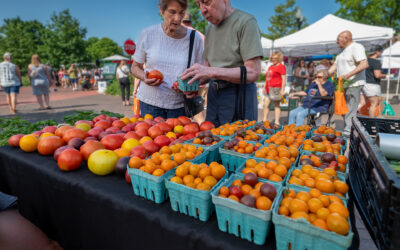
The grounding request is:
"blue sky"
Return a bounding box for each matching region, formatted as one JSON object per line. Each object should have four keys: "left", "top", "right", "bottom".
{"left": 0, "top": 0, "right": 340, "bottom": 46}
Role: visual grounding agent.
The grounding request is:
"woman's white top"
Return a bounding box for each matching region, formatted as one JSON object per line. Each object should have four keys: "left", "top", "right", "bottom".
{"left": 117, "top": 65, "right": 130, "bottom": 79}
{"left": 0, "top": 61, "right": 21, "bottom": 87}
{"left": 134, "top": 24, "right": 204, "bottom": 109}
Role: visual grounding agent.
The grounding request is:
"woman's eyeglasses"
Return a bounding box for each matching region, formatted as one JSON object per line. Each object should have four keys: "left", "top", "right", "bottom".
{"left": 315, "top": 76, "right": 324, "bottom": 79}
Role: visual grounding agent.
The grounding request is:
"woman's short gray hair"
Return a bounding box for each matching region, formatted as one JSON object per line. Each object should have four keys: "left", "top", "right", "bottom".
{"left": 159, "top": 0, "right": 188, "bottom": 12}
{"left": 3, "top": 52, "right": 12, "bottom": 61}
{"left": 315, "top": 69, "right": 330, "bottom": 79}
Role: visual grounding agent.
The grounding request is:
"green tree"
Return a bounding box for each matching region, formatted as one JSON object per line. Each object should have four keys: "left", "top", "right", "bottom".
{"left": 0, "top": 18, "right": 45, "bottom": 74}
{"left": 86, "top": 37, "right": 122, "bottom": 62}
{"left": 335, "top": 0, "right": 400, "bottom": 32}
{"left": 187, "top": 0, "right": 208, "bottom": 34}
{"left": 266, "top": 0, "right": 308, "bottom": 40}
{"left": 39, "top": 9, "right": 88, "bottom": 68}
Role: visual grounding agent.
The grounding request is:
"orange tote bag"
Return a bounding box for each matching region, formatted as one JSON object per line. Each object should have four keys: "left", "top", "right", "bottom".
{"left": 334, "top": 77, "right": 349, "bottom": 115}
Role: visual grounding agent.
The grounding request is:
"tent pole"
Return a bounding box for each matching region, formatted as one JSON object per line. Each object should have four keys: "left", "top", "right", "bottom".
{"left": 386, "top": 39, "right": 392, "bottom": 103}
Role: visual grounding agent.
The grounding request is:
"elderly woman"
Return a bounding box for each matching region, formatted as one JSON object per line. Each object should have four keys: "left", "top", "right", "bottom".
{"left": 0, "top": 52, "right": 22, "bottom": 114}
{"left": 288, "top": 69, "right": 335, "bottom": 125}
{"left": 180, "top": 0, "right": 263, "bottom": 126}
{"left": 263, "top": 51, "right": 286, "bottom": 124}
{"left": 131, "top": 0, "right": 204, "bottom": 118}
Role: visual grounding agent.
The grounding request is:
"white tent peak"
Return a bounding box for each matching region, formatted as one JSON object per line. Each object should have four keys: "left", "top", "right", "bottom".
{"left": 261, "top": 37, "right": 273, "bottom": 57}
{"left": 273, "top": 14, "right": 394, "bottom": 57}
{"left": 100, "top": 55, "right": 130, "bottom": 61}
{"left": 382, "top": 41, "right": 400, "bottom": 56}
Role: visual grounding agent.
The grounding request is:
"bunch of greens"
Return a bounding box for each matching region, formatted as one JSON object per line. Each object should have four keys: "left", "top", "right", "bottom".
{"left": 63, "top": 110, "right": 124, "bottom": 125}
{"left": 0, "top": 117, "right": 57, "bottom": 146}
{"left": 389, "top": 160, "right": 400, "bottom": 176}
{"left": 334, "top": 78, "right": 354, "bottom": 91}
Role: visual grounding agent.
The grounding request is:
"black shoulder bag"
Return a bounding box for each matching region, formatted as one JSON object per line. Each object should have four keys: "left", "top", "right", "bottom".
{"left": 183, "top": 30, "right": 205, "bottom": 118}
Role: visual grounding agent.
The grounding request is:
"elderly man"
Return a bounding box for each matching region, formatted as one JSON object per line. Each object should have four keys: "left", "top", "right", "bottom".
{"left": 181, "top": 0, "right": 263, "bottom": 127}
{"left": 329, "top": 30, "right": 368, "bottom": 137}
{"left": 0, "top": 52, "right": 22, "bottom": 114}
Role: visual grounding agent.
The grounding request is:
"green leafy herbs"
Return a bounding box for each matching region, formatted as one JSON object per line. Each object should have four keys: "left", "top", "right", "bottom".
{"left": 0, "top": 117, "right": 57, "bottom": 146}
{"left": 334, "top": 78, "right": 354, "bottom": 91}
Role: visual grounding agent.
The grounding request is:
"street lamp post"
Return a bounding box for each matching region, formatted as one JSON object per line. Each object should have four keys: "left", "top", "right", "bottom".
{"left": 295, "top": 7, "right": 304, "bottom": 31}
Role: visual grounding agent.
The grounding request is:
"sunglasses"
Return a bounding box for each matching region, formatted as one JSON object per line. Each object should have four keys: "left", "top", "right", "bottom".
{"left": 315, "top": 76, "right": 324, "bottom": 79}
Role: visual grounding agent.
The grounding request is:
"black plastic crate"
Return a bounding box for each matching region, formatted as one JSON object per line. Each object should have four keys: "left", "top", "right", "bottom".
{"left": 349, "top": 117, "right": 400, "bottom": 250}
{"left": 357, "top": 116, "right": 400, "bottom": 138}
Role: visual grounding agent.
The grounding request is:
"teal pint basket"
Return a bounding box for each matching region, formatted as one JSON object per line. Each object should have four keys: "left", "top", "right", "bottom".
{"left": 185, "top": 135, "right": 225, "bottom": 164}
{"left": 272, "top": 186, "right": 354, "bottom": 250}
{"left": 177, "top": 76, "right": 199, "bottom": 92}
{"left": 285, "top": 167, "right": 349, "bottom": 200}
{"left": 127, "top": 166, "right": 175, "bottom": 204}
{"left": 165, "top": 167, "right": 228, "bottom": 221}
{"left": 211, "top": 174, "right": 282, "bottom": 245}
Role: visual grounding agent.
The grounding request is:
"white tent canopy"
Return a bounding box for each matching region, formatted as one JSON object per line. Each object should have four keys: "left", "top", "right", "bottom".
{"left": 100, "top": 55, "right": 130, "bottom": 61}
{"left": 273, "top": 14, "right": 394, "bottom": 57}
{"left": 261, "top": 37, "right": 273, "bottom": 57}
{"left": 382, "top": 41, "right": 400, "bottom": 68}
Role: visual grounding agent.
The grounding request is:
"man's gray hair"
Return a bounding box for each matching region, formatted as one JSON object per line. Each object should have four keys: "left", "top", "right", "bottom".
{"left": 3, "top": 52, "right": 12, "bottom": 61}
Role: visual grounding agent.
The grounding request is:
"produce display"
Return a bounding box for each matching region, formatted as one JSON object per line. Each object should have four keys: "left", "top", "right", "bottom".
{"left": 169, "top": 161, "right": 226, "bottom": 191}
{"left": 217, "top": 173, "right": 277, "bottom": 210}
{"left": 5, "top": 114, "right": 357, "bottom": 247}
{"left": 389, "top": 160, "right": 400, "bottom": 175}
{"left": 277, "top": 188, "right": 350, "bottom": 236}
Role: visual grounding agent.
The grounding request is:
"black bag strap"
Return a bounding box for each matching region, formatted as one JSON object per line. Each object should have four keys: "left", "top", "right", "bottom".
{"left": 187, "top": 29, "right": 196, "bottom": 69}
{"left": 237, "top": 66, "right": 247, "bottom": 120}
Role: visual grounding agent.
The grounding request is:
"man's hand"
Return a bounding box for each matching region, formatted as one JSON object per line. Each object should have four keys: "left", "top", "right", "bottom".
{"left": 181, "top": 63, "right": 211, "bottom": 84}
{"left": 280, "top": 89, "right": 285, "bottom": 97}
{"left": 341, "top": 74, "right": 349, "bottom": 80}
{"left": 144, "top": 77, "right": 163, "bottom": 87}
{"left": 171, "top": 81, "right": 182, "bottom": 93}
{"left": 289, "top": 93, "right": 295, "bottom": 99}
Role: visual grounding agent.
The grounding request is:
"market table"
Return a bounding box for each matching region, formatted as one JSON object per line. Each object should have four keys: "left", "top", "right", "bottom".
{"left": 0, "top": 146, "right": 276, "bottom": 250}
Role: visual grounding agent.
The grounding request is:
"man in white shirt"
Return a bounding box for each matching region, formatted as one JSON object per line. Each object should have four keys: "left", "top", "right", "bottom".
{"left": 329, "top": 30, "right": 369, "bottom": 137}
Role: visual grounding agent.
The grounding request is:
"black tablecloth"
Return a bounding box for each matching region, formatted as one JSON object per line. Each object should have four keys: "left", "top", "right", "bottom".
{"left": 0, "top": 146, "right": 276, "bottom": 250}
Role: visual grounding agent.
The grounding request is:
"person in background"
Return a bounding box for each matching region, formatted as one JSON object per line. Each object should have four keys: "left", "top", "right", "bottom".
{"left": 181, "top": 0, "right": 263, "bottom": 126}
{"left": 307, "top": 61, "right": 315, "bottom": 86}
{"left": 294, "top": 59, "right": 308, "bottom": 91}
{"left": 263, "top": 51, "right": 286, "bottom": 124}
{"left": 68, "top": 64, "right": 78, "bottom": 91}
{"left": 329, "top": 30, "right": 368, "bottom": 137}
{"left": 181, "top": 12, "right": 206, "bottom": 123}
{"left": 94, "top": 68, "right": 100, "bottom": 86}
{"left": 45, "top": 63, "right": 56, "bottom": 84}
{"left": 116, "top": 60, "right": 132, "bottom": 106}
{"left": 132, "top": 0, "right": 204, "bottom": 119}
{"left": 0, "top": 52, "right": 22, "bottom": 114}
{"left": 357, "top": 45, "right": 386, "bottom": 118}
{"left": 28, "top": 54, "right": 54, "bottom": 110}
{"left": 62, "top": 67, "right": 70, "bottom": 88}
{"left": 58, "top": 68, "right": 64, "bottom": 87}
{"left": 315, "top": 59, "right": 330, "bottom": 72}
{"left": 288, "top": 69, "right": 334, "bottom": 125}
